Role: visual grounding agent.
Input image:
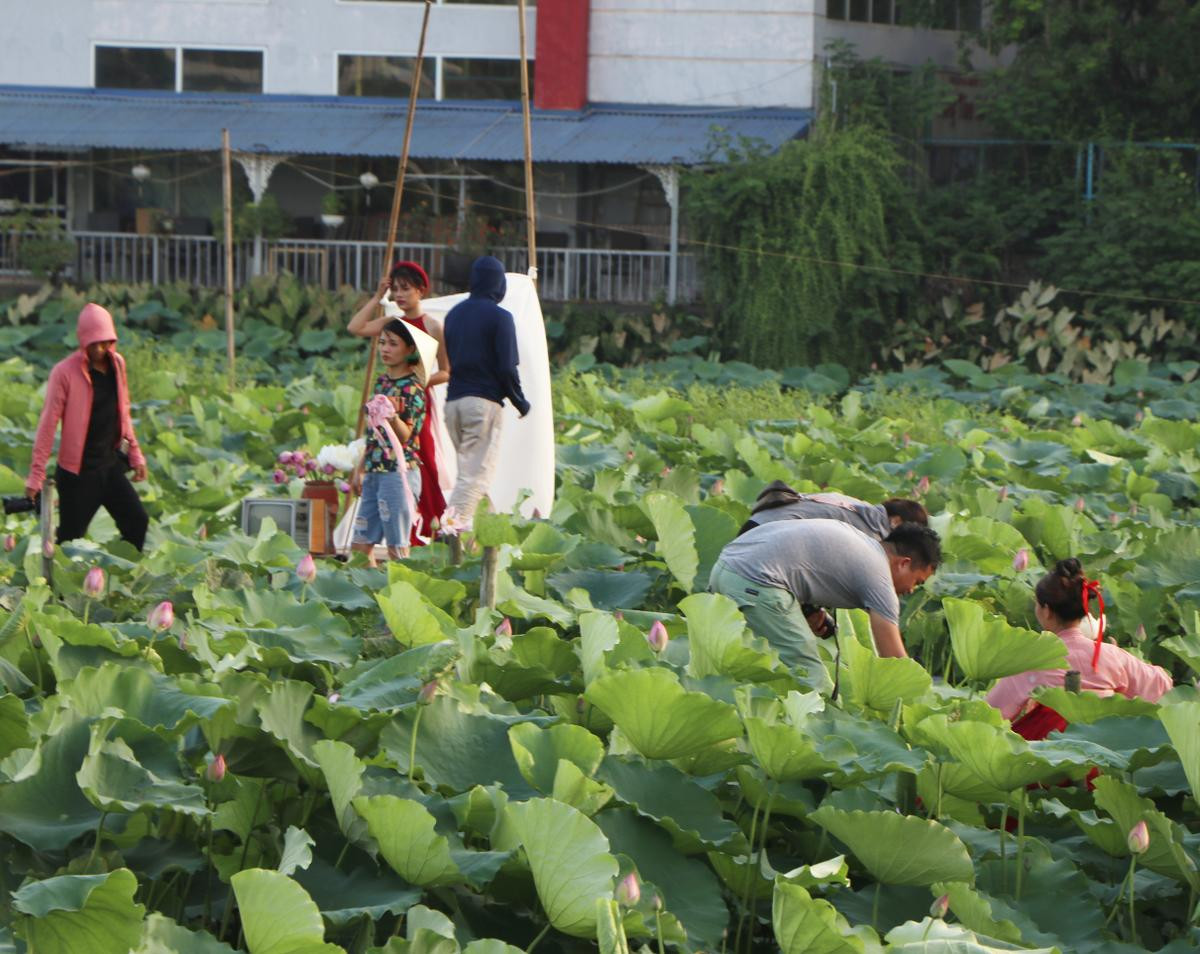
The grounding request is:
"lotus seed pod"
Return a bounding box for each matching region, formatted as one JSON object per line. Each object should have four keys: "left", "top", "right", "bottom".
{"left": 616, "top": 872, "right": 641, "bottom": 906}
{"left": 647, "top": 620, "right": 669, "bottom": 652}
{"left": 1127, "top": 820, "right": 1150, "bottom": 855}
{"left": 296, "top": 554, "right": 317, "bottom": 584}
{"left": 1012, "top": 548, "right": 1030, "bottom": 572}
{"left": 148, "top": 600, "right": 174, "bottom": 631}
{"left": 206, "top": 753, "right": 226, "bottom": 783}
{"left": 83, "top": 566, "right": 105, "bottom": 598}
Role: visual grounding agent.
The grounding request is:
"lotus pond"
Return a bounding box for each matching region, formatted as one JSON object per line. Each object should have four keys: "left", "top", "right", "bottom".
{"left": 1, "top": 338, "right": 1199, "bottom": 954}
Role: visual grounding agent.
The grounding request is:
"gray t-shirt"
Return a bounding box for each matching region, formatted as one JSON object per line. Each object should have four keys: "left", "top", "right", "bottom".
{"left": 717, "top": 518, "right": 901, "bottom": 623}
{"left": 751, "top": 492, "right": 892, "bottom": 539}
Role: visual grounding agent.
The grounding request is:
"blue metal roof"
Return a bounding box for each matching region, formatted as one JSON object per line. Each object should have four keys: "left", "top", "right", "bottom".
{"left": 0, "top": 86, "right": 810, "bottom": 165}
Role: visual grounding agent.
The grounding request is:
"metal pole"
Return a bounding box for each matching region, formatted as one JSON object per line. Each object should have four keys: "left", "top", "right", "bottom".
{"left": 355, "top": 0, "right": 434, "bottom": 439}
{"left": 221, "top": 129, "right": 236, "bottom": 392}
{"left": 517, "top": 0, "right": 537, "bottom": 280}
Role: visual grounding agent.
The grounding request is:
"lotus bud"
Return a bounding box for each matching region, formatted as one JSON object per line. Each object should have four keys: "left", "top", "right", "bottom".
{"left": 336, "top": 479, "right": 351, "bottom": 494}
{"left": 1074, "top": 497, "right": 1086, "bottom": 512}
{"left": 495, "top": 617, "right": 513, "bottom": 637}
{"left": 998, "top": 485, "right": 1009, "bottom": 501}
{"left": 272, "top": 469, "right": 287, "bottom": 485}
{"left": 148, "top": 600, "right": 174, "bottom": 631}
{"left": 711, "top": 478, "right": 725, "bottom": 496}
{"left": 647, "top": 620, "right": 669, "bottom": 652}
{"left": 322, "top": 463, "right": 335, "bottom": 475}
{"left": 3, "top": 533, "right": 14, "bottom": 552}
{"left": 1109, "top": 513, "right": 1119, "bottom": 526}
{"left": 1134, "top": 623, "right": 1147, "bottom": 643}
{"left": 532, "top": 507, "right": 542, "bottom": 519}
{"left": 418, "top": 680, "right": 439, "bottom": 705}
{"left": 1071, "top": 414, "right": 1083, "bottom": 427}
{"left": 1134, "top": 410, "right": 1144, "bottom": 422}
{"left": 306, "top": 459, "right": 319, "bottom": 473}
{"left": 617, "top": 872, "right": 641, "bottom": 906}
{"left": 1013, "top": 548, "right": 1030, "bottom": 572}
{"left": 83, "top": 566, "right": 105, "bottom": 598}
{"left": 42, "top": 539, "right": 54, "bottom": 559}
{"left": 327, "top": 691, "right": 340, "bottom": 704}
{"left": 198, "top": 524, "right": 208, "bottom": 540}
{"left": 278, "top": 451, "right": 294, "bottom": 465}
{"left": 206, "top": 753, "right": 226, "bottom": 783}
{"left": 916, "top": 475, "right": 931, "bottom": 495}
{"left": 626, "top": 450, "right": 634, "bottom": 460}
{"left": 302, "top": 406, "right": 310, "bottom": 415}
{"left": 930, "top": 894, "right": 950, "bottom": 919}
{"left": 1127, "top": 820, "right": 1150, "bottom": 855}
{"left": 614, "top": 611, "right": 624, "bottom": 621}
{"left": 902, "top": 432, "right": 911, "bottom": 447}
{"left": 296, "top": 553, "right": 317, "bottom": 584}
{"left": 660, "top": 467, "right": 671, "bottom": 477}
{"left": 576, "top": 696, "right": 588, "bottom": 714}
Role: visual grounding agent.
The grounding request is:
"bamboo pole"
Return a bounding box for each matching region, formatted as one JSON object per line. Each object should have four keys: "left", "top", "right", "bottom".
{"left": 517, "top": 0, "right": 537, "bottom": 279}
{"left": 355, "top": 0, "right": 435, "bottom": 438}
{"left": 221, "top": 129, "right": 236, "bottom": 391}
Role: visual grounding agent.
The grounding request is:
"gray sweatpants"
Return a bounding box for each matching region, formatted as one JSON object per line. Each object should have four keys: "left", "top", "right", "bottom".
{"left": 445, "top": 395, "right": 505, "bottom": 528}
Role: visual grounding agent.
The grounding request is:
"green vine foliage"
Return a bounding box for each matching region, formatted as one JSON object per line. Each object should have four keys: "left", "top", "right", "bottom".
{"left": 685, "top": 122, "right": 925, "bottom": 370}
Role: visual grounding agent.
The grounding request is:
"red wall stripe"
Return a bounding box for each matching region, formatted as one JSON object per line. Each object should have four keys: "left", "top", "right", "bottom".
{"left": 534, "top": 0, "right": 589, "bottom": 110}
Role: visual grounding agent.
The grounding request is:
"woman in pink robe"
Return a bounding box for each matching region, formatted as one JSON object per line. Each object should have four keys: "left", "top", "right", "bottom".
{"left": 988, "top": 558, "right": 1173, "bottom": 733}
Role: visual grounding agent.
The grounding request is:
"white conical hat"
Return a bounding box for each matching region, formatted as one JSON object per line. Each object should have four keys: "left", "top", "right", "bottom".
{"left": 400, "top": 319, "right": 439, "bottom": 388}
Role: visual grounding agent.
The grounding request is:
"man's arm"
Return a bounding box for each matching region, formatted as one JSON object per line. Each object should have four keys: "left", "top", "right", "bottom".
{"left": 494, "top": 310, "right": 530, "bottom": 416}
{"left": 423, "top": 315, "right": 450, "bottom": 388}
{"left": 868, "top": 610, "right": 907, "bottom": 659}
{"left": 26, "top": 366, "right": 67, "bottom": 496}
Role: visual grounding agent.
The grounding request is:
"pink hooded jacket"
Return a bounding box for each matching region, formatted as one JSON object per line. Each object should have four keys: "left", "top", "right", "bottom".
{"left": 27, "top": 303, "right": 145, "bottom": 492}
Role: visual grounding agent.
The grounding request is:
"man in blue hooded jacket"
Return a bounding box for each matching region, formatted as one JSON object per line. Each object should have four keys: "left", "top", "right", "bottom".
{"left": 442, "top": 255, "right": 530, "bottom": 530}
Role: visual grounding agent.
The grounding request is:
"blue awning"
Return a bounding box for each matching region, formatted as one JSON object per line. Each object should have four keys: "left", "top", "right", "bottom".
{"left": 0, "top": 85, "right": 811, "bottom": 166}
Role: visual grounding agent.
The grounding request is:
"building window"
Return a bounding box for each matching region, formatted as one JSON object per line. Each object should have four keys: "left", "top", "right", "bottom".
{"left": 825, "top": 0, "right": 980, "bottom": 27}
{"left": 337, "top": 55, "right": 435, "bottom": 98}
{"left": 441, "top": 58, "right": 530, "bottom": 100}
{"left": 183, "top": 49, "right": 264, "bottom": 93}
{"left": 95, "top": 46, "right": 176, "bottom": 91}
{"left": 826, "top": 0, "right": 845, "bottom": 18}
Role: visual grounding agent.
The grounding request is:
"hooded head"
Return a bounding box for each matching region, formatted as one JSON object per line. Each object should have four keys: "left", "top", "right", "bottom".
{"left": 77, "top": 303, "right": 118, "bottom": 350}
{"left": 468, "top": 256, "right": 507, "bottom": 303}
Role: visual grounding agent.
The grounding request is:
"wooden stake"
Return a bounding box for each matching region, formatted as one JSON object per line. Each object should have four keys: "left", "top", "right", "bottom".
{"left": 355, "top": 0, "right": 435, "bottom": 438}
{"left": 517, "top": 0, "right": 537, "bottom": 279}
{"left": 221, "top": 129, "right": 236, "bottom": 392}
{"left": 480, "top": 545, "right": 499, "bottom": 609}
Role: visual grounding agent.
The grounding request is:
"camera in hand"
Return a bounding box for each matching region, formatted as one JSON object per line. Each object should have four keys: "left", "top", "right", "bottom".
{"left": 801, "top": 602, "right": 838, "bottom": 638}
{"left": 3, "top": 493, "right": 39, "bottom": 515}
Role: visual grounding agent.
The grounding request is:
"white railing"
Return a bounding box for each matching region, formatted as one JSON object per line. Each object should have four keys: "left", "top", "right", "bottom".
{"left": 3, "top": 231, "right": 702, "bottom": 304}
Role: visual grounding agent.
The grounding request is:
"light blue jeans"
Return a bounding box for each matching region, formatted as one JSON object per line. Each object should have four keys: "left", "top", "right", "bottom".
{"left": 354, "top": 468, "right": 422, "bottom": 547}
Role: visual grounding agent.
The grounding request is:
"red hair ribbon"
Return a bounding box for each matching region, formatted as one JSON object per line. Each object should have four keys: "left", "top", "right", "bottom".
{"left": 1083, "top": 578, "right": 1105, "bottom": 668}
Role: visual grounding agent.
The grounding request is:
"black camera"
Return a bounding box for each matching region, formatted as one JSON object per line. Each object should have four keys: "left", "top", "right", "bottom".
{"left": 801, "top": 603, "right": 838, "bottom": 638}
{"left": 3, "top": 493, "right": 39, "bottom": 515}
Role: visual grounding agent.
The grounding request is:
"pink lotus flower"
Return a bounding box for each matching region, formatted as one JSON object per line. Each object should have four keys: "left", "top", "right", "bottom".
{"left": 647, "top": 620, "right": 669, "bottom": 652}
{"left": 532, "top": 507, "right": 542, "bottom": 519}
{"left": 322, "top": 463, "right": 335, "bottom": 475}
{"left": 198, "top": 524, "right": 208, "bottom": 540}
{"left": 83, "top": 566, "right": 105, "bottom": 598}
{"left": 206, "top": 753, "right": 226, "bottom": 783}
{"left": 710, "top": 478, "right": 725, "bottom": 496}
{"left": 327, "top": 692, "right": 340, "bottom": 704}
{"left": 297, "top": 553, "right": 317, "bottom": 584}
{"left": 1127, "top": 820, "right": 1150, "bottom": 855}
{"left": 616, "top": 872, "right": 641, "bottom": 906}
{"left": 1134, "top": 623, "right": 1147, "bottom": 643}
{"left": 1109, "top": 513, "right": 1120, "bottom": 526}
{"left": 278, "top": 451, "right": 294, "bottom": 465}
{"left": 3, "top": 533, "right": 14, "bottom": 552}
{"left": 336, "top": 479, "right": 351, "bottom": 494}
{"left": 915, "top": 475, "right": 931, "bottom": 495}
{"left": 495, "top": 617, "right": 513, "bottom": 637}
{"left": 930, "top": 893, "right": 950, "bottom": 919}
{"left": 613, "top": 611, "right": 624, "bottom": 621}
{"left": 418, "top": 680, "right": 439, "bottom": 705}
{"left": 1013, "top": 548, "right": 1030, "bottom": 572}
{"left": 148, "top": 600, "right": 174, "bottom": 631}
{"left": 998, "top": 486, "right": 1009, "bottom": 502}
{"left": 272, "top": 469, "right": 287, "bottom": 485}
{"left": 1071, "top": 414, "right": 1084, "bottom": 427}
{"left": 1074, "top": 497, "right": 1086, "bottom": 512}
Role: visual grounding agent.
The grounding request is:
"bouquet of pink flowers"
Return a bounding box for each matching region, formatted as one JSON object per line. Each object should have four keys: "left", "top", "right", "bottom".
{"left": 272, "top": 441, "right": 363, "bottom": 490}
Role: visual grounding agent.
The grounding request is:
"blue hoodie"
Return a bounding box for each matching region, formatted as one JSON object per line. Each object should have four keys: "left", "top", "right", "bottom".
{"left": 444, "top": 256, "right": 530, "bottom": 416}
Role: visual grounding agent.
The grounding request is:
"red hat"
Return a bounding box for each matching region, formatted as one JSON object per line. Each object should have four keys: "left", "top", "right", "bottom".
{"left": 391, "top": 260, "right": 429, "bottom": 292}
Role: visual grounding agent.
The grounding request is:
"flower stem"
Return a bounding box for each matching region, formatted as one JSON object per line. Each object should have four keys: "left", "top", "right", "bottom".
{"left": 1127, "top": 855, "right": 1138, "bottom": 945}
{"left": 1015, "top": 789, "right": 1027, "bottom": 901}
{"left": 409, "top": 706, "right": 424, "bottom": 782}
{"left": 526, "top": 922, "right": 551, "bottom": 952}
{"left": 87, "top": 811, "right": 108, "bottom": 870}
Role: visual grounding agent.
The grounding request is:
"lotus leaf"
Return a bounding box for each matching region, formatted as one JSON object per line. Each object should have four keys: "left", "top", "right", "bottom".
{"left": 809, "top": 807, "right": 975, "bottom": 886}
{"left": 12, "top": 869, "right": 145, "bottom": 954}
{"left": 680, "top": 592, "right": 780, "bottom": 681}
{"left": 772, "top": 881, "right": 867, "bottom": 954}
{"left": 230, "top": 868, "right": 343, "bottom": 954}
{"left": 943, "top": 597, "right": 1067, "bottom": 682}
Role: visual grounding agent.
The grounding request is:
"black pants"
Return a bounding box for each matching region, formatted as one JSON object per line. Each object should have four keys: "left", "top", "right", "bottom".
{"left": 56, "top": 464, "right": 149, "bottom": 551}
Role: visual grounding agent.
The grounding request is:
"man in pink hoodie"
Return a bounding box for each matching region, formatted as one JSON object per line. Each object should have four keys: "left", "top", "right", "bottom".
{"left": 24, "top": 303, "right": 149, "bottom": 550}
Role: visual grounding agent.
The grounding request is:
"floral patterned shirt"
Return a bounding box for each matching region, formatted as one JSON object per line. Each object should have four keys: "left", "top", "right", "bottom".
{"left": 363, "top": 373, "right": 426, "bottom": 473}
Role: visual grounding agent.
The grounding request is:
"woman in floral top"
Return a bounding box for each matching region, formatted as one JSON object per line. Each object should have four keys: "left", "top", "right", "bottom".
{"left": 350, "top": 319, "right": 437, "bottom": 565}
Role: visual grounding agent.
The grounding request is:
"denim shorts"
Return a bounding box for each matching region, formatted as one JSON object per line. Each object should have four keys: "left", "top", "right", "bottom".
{"left": 353, "top": 467, "right": 422, "bottom": 547}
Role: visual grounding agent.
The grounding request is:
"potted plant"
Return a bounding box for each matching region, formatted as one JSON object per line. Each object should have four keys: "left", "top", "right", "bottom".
{"left": 320, "top": 191, "right": 345, "bottom": 229}
{"left": 271, "top": 441, "right": 364, "bottom": 529}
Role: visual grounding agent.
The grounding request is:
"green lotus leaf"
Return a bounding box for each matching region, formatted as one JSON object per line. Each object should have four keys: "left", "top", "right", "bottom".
{"left": 644, "top": 491, "right": 699, "bottom": 591}
{"left": 1159, "top": 694, "right": 1200, "bottom": 801}
{"left": 508, "top": 797, "right": 618, "bottom": 938}
{"left": 1092, "top": 775, "right": 1200, "bottom": 888}
{"left": 387, "top": 562, "right": 468, "bottom": 613}
{"left": 0, "top": 714, "right": 104, "bottom": 850}
{"left": 841, "top": 627, "right": 932, "bottom": 712}
{"left": 377, "top": 580, "right": 454, "bottom": 648}
{"left": 680, "top": 593, "right": 780, "bottom": 681}
{"left": 772, "top": 881, "right": 867, "bottom": 954}
{"left": 597, "top": 755, "right": 747, "bottom": 853}
{"left": 77, "top": 732, "right": 208, "bottom": 817}
{"left": 336, "top": 641, "right": 460, "bottom": 711}
{"left": 595, "top": 808, "right": 729, "bottom": 950}
{"left": 809, "top": 807, "right": 974, "bottom": 886}
{"left": 1030, "top": 685, "right": 1159, "bottom": 723}
{"left": 62, "top": 663, "right": 232, "bottom": 732}
{"left": 230, "top": 868, "right": 343, "bottom": 954}
{"left": 546, "top": 568, "right": 654, "bottom": 612}
{"left": 462, "top": 941, "right": 526, "bottom": 954}
{"left": 509, "top": 721, "right": 604, "bottom": 794}
{"left": 255, "top": 680, "right": 322, "bottom": 771}
{"left": 915, "top": 716, "right": 1061, "bottom": 791}
{"left": 584, "top": 667, "right": 742, "bottom": 760}
{"left": 743, "top": 713, "right": 837, "bottom": 782}
{"left": 277, "top": 826, "right": 314, "bottom": 877}
{"left": 511, "top": 522, "right": 578, "bottom": 571}
{"left": 686, "top": 503, "right": 740, "bottom": 593}
{"left": 134, "top": 913, "right": 237, "bottom": 953}
{"left": 0, "top": 693, "right": 32, "bottom": 758}
{"left": 473, "top": 628, "right": 578, "bottom": 700}
{"left": 929, "top": 882, "right": 1024, "bottom": 945}
{"left": 944, "top": 597, "right": 1067, "bottom": 683}
{"left": 885, "top": 918, "right": 1060, "bottom": 953}
{"left": 577, "top": 612, "right": 656, "bottom": 687}
{"left": 293, "top": 857, "right": 421, "bottom": 928}
{"left": 310, "top": 740, "right": 368, "bottom": 846}
{"left": 353, "top": 795, "right": 459, "bottom": 886}
{"left": 12, "top": 868, "right": 145, "bottom": 954}
{"left": 596, "top": 897, "right": 632, "bottom": 954}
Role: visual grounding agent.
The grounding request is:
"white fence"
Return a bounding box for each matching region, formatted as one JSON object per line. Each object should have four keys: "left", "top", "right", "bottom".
{"left": 1, "top": 231, "right": 702, "bottom": 305}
